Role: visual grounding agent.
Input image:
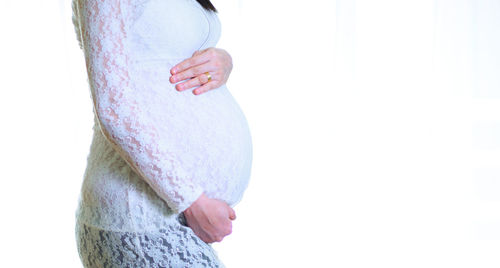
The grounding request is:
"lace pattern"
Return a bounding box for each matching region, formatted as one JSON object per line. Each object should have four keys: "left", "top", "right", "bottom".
{"left": 71, "top": 0, "right": 252, "bottom": 266}
{"left": 76, "top": 218, "right": 226, "bottom": 267}
{"left": 74, "top": 0, "right": 204, "bottom": 214}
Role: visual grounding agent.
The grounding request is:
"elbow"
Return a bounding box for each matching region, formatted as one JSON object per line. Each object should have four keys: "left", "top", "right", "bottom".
{"left": 93, "top": 101, "right": 120, "bottom": 142}
{"left": 88, "top": 86, "right": 117, "bottom": 135}
{"left": 96, "top": 105, "right": 117, "bottom": 128}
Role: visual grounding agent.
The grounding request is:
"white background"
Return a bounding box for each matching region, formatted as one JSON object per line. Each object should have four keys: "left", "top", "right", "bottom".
{"left": 0, "top": 0, "right": 499, "bottom": 267}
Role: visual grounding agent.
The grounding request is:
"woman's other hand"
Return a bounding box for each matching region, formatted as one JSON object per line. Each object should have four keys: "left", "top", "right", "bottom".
{"left": 169, "top": 47, "right": 233, "bottom": 95}
{"left": 183, "top": 192, "right": 236, "bottom": 243}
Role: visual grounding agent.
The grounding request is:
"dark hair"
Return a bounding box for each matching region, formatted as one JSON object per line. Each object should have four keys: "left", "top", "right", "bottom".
{"left": 196, "top": 0, "right": 217, "bottom": 13}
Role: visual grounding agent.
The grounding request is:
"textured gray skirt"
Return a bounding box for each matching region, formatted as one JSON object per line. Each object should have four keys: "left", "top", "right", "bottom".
{"left": 75, "top": 213, "right": 225, "bottom": 268}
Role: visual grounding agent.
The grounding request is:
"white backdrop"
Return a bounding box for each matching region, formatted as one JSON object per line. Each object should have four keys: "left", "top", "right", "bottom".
{"left": 0, "top": 0, "right": 499, "bottom": 267}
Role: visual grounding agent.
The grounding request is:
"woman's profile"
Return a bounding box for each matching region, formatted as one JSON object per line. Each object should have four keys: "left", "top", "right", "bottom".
{"left": 71, "top": 0, "right": 253, "bottom": 266}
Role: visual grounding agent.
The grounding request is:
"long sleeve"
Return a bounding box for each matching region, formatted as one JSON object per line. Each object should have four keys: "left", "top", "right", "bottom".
{"left": 74, "top": 0, "right": 204, "bottom": 213}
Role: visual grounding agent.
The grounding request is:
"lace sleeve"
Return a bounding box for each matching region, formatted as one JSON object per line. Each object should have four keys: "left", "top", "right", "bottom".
{"left": 75, "top": 0, "right": 204, "bottom": 213}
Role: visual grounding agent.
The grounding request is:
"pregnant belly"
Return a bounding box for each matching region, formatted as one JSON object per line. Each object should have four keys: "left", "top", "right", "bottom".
{"left": 131, "top": 59, "right": 253, "bottom": 206}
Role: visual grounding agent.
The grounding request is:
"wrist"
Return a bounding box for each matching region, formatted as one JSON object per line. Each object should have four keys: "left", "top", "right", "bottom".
{"left": 193, "top": 192, "right": 207, "bottom": 206}
{"left": 185, "top": 192, "right": 207, "bottom": 212}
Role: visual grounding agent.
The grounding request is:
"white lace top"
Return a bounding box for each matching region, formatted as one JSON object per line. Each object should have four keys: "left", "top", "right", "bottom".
{"left": 72, "top": 0, "right": 253, "bottom": 232}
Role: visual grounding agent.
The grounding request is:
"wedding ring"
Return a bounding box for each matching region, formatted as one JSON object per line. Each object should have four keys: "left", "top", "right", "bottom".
{"left": 205, "top": 72, "right": 212, "bottom": 81}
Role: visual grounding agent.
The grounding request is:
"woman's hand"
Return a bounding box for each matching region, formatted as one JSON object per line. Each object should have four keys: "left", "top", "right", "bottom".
{"left": 169, "top": 47, "right": 233, "bottom": 95}
{"left": 183, "top": 192, "right": 236, "bottom": 243}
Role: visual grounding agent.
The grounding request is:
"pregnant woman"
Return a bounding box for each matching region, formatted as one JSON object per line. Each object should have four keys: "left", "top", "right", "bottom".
{"left": 71, "top": 0, "right": 253, "bottom": 267}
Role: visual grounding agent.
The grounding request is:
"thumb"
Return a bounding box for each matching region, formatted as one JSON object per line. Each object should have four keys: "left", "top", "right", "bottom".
{"left": 228, "top": 207, "right": 236, "bottom": 220}
{"left": 192, "top": 49, "right": 202, "bottom": 57}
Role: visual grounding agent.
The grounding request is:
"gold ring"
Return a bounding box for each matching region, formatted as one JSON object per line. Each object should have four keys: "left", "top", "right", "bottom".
{"left": 205, "top": 72, "right": 212, "bottom": 81}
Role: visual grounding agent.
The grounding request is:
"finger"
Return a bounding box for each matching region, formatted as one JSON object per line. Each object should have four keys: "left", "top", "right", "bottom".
{"left": 210, "top": 234, "right": 222, "bottom": 243}
{"left": 191, "top": 225, "right": 212, "bottom": 243}
{"left": 228, "top": 207, "right": 236, "bottom": 220}
{"left": 170, "top": 62, "right": 216, "bottom": 84}
{"left": 193, "top": 80, "right": 219, "bottom": 95}
{"left": 201, "top": 233, "right": 215, "bottom": 244}
{"left": 200, "top": 233, "right": 214, "bottom": 244}
{"left": 170, "top": 50, "right": 212, "bottom": 75}
{"left": 225, "top": 221, "right": 233, "bottom": 235}
{"left": 176, "top": 72, "right": 211, "bottom": 92}
{"left": 192, "top": 48, "right": 207, "bottom": 57}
